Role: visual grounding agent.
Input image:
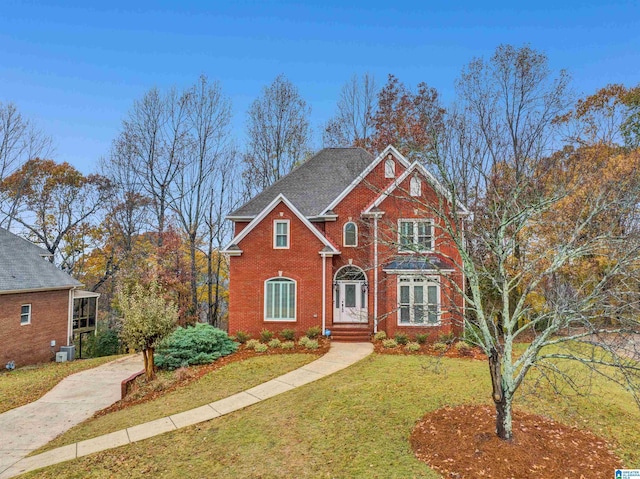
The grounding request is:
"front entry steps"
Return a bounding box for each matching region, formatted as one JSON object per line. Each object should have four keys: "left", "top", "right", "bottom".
{"left": 330, "top": 324, "right": 371, "bottom": 342}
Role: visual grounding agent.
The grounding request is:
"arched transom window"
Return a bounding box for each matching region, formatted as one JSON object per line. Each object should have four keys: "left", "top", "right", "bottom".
{"left": 343, "top": 221, "right": 358, "bottom": 247}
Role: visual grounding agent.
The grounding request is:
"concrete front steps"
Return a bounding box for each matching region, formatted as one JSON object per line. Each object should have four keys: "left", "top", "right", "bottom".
{"left": 330, "top": 324, "right": 371, "bottom": 342}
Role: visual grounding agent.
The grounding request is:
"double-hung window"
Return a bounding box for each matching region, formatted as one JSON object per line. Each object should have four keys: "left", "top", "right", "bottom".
{"left": 274, "top": 220, "right": 290, "bottom": 249}
{"left": 343, "top": 222, "right": 358, "bottom": 247}
{"left": 398, "top": 219, "right": 433, "bottom": 252}
{"left": 265, "top": 278, "right": 296, "bottom": 321}
{"left": 20, "top": 304, "right": 31, "bottom": 325}
{"left": 398, "top": 276, "right": 439, "bottom": 325}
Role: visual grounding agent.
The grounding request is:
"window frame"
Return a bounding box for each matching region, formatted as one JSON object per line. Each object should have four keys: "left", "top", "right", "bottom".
{"left": 20, "top": 304, "right": 32, "bottom": 325}
{"left": 264, "top": 277, "right": 297, "bottom": 322}
{"left": 343, "top": 221, "right": 358, "bottom": 247}
{"left": 384, "top": 158, "right": 396, "bottom": 178}
{"left": 397, "top": 276, "right": 440, "bottom": 326}
{"left": 398, "top": 219, "right": 434, "bottom": 253}
{"left": 273, "top": 219, "right": 290, "bottom": 249}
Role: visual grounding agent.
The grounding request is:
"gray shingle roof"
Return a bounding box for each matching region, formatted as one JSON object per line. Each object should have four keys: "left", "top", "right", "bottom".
{"left": 0, "top": 228, "right": 82, "bottom": 293}
{"left": 230, "top": 148, "right": 375, "bottom": 217}
{"left": 383, "top": 255, "right": 456, "bottom": 271}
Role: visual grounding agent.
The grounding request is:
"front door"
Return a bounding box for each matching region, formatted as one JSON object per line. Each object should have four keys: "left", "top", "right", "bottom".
{"left": 334, "top": 281, "right": 367, "bottom": 323}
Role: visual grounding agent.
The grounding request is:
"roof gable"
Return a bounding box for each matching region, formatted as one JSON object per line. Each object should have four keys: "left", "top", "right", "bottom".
{"left": 223, "top": 194, "right": 340, "bottom": 255}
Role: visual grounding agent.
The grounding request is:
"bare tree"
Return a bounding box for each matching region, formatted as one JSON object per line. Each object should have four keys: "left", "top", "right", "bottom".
{"left": 242, "top": 74, "right": 312, "bottom": 194}
{"left": 0, "top": 102, "right": 54, "bottom": 227}
{"left": 323, "top": 73, "right": 378, "bottom": 148}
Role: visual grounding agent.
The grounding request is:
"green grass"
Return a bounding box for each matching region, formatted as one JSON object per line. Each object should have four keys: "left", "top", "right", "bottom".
{"left": 0, "top": 356, "right": 123, "bottom": 414}
{"left": 35, "top": 354, "right": 317, "bottom": 453}
{"left": 23, "top": 352, "right": 640, "bottom": 478}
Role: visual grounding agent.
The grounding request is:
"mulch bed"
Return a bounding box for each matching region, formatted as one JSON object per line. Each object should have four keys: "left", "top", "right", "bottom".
{"left": 410, "top": 404, "right": 622, "bottom": 478}
{"left": 373, "top": 341, "right": 487, "bottom": 360}
{"left": 96, "top": 339, "right": 330, "bottom": 417}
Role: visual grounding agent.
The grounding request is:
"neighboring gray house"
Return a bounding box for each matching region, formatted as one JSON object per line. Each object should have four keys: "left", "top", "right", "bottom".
{"left": 0, "top": 227, "right": 99, "bottom": 367}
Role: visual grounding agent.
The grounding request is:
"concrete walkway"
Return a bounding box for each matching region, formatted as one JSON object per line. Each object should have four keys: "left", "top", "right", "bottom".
{"left": 0, "top": 342, "right": 373, "bottom": 478}
{"left": 0, "top": 354, "right": 143, "bottom": 477}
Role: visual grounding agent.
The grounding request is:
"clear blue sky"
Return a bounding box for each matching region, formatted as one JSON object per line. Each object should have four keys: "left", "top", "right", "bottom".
{"left": 1, "top": 0, "right": 638, "bottom": 173}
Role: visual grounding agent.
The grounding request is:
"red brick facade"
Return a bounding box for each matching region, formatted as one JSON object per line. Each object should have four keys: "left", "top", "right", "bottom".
{"left": 0, "top": 289, "right": 71, "bottom": 367}
{"left": 226, "top": 147, "right": 465, "bottom": 340}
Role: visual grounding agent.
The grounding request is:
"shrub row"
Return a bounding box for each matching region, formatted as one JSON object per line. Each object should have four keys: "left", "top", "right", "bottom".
{"left": 233, "top": 326, "right": 323, "bottom": 344}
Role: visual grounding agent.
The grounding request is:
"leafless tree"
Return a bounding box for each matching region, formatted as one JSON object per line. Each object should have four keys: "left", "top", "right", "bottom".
{"left": 242, "top": 74, "right": 312, "bottom": 194}
{"left": 323, "top": 73, "right": 378, "bottom": 148}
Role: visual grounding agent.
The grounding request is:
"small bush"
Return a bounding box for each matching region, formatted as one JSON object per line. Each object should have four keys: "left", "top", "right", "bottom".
{"left": 254, "top": 343, "right": 268, "bottom": 353}
{"left": 280, "top": 329, "right": 296, "bottom": 341}
{"left": 298, "top": 336, "right": 310, "bottom": 347}
{"left": 415, "top": 333, "right": 429, "bottom": 345}
{"left": 85, "top": 327, "right": 121, "bottom": 358}
{"left": 281, "top": 341, "right": 295, "bottom": 350}
{"left": 394, "top": 333, "right": 409, "bottom": 345}
{"left": 260, "top": 329, "right": 274, "bottom": 343}
{"left": 382, "top": 338, "right": 398, "bottom": 349}
{"left": 306, "top": 326, "right": 322, "bottom": 339}
{"left": 245, "top": 339, "right": 261, "bottom": 350}
{"left": 432, "top": 342, "right": 448, "bottom": 352}
{"left": 268, "top": 338, "right": 282, "bottom": 348}
{"left": 438, "top": 332, "right": 455, "bottom": 344}
{"left": 155, "top": 323, "right": 238, "bottom": 370}
{"left": 405, "top": 342, "right": 421, "bottom": 352}
{"left": 374, "top": 331, "right": 387, "bottom": 341}
{"left": 304, "top": 339, "right": 319, "bottom": 350}
{"left": 455, "top": 341, "right": 472, "bottom": 355}
{"left": 235, "top": 331, "right": 250, "bottom": 344}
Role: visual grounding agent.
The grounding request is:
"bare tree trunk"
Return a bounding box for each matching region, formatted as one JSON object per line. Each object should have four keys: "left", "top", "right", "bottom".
{"left": 189, "top": 233, "right": 198, "bottom": 322}
{"left": 489, "top": 347, "right": 513, "bottom": 440}
{"left": 143, "top": 347, "right": 156, "bottom": 381}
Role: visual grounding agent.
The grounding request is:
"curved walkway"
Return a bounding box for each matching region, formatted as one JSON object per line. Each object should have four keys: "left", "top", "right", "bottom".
{"left": 0, "top": 342, "right": 373, "bottom": 478}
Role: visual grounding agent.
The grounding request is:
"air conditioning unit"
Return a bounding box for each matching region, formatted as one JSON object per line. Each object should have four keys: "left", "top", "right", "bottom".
{"left": 55, "top": 352, "right": 67, "bottom": 363}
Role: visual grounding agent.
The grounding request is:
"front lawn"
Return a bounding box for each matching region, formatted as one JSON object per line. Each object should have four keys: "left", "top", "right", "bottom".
{"left": 24, "top": 352, "right": 640, "bottom": 478}
{"left": 0, "top": 356, "right": 123, "bottom": 414}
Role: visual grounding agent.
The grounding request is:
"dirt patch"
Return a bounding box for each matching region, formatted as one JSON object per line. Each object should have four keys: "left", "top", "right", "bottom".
{"left": 373, "top": 341, "right": 486, "bottom": 360}
{"left": 410, "top": 404, "right": 622, "bottom": 478}
{"left": 96, "top": 339, "right": 329, "bottom": 417}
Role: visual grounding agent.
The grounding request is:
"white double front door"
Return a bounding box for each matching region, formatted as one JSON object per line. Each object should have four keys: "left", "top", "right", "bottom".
{"left": 334, "top": 281, "right": 368, "bottom": 323}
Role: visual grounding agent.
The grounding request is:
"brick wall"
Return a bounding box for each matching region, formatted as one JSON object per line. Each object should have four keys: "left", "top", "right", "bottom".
{"left": 0, "top": 289, "right": 70, "bottom": 367}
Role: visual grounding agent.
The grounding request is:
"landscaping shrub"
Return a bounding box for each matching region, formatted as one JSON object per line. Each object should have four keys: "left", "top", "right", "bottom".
{"left": 268, "top": 338, "right": 282, "bottom": 348}
{"left": 260, "top": 329, "right": 274, "bottom": 343}
{"left": 432, "top": 342, "right": 448, "bottom": 352}
{"left": 306, "top": 326, "right": 322, "bottom": 339}
{"left": 374, "top": 331, "right": 387, "bottom": 341}
{"left": 155, "top": 323, "right": 238, "bottom": 370}
{"left": 415, "top": 333, "right": 429, "bottom": 345}
{"left": 298, "top": 336, "right": 310, "bottom": 347}
{"left": 281, "top": 341, "right": 295, "bottom": 350}
{"left": 304, "top": 339, "right": 319, "bottom": 350}
{"left": 455, "top": 341, "right": 472, "bottom": 355}
{"left": 85, "top": 327, "right": 121, "bottom": 358}
{"left": 394, "top": 332, "right": 409, "bottom": 345}
{"left": 438, "top": 332, "right": 455, "bottom": 344}
{"left": 382, "top": 339, "right": 398, "bottom": 349}
{"left": 254, "top": 343, "right": 268, "bottom": 353}
{"left": 235, "top": 331, "right": 250, "bottom": 344}
{"left": 405, "top": 342, "right": 421, "bottom": 352}
{"left": 280, "top": 329, "right": 296, "bottom": 341}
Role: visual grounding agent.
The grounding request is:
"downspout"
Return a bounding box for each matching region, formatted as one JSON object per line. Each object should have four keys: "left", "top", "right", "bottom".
{"left": 321, "top": 252, "right": 327, "bottom": 334}
{"left": 67, "top": 287, "right": 76, "bottom": 346}
{"left": 373, "top": 215, "right": 379, "bottom": 334}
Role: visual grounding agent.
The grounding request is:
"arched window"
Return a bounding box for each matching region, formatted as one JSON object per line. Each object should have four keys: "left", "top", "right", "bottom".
{"left": 385, "top": 158, "right": 396, "bottom": 178}
{"left": 410, "top": 176, "right": 422, "bottom": 196}
{"left": 264, "top": 278, "right": 296, "bottom": 321}
{"left": 343, "top": 222, "right": 358, "bottom": 247}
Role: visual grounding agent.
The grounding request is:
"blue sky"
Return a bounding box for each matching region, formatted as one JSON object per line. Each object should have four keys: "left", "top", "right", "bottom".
{"left": 1, "top": 0, "right": 638, "bottom": 173}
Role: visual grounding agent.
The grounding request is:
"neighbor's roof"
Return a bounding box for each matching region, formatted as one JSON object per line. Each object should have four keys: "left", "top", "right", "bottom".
{"left": 229, "top": 148, "right": 375, "bottom": 218}
{"left": 0, "top": 227, "right": 82, "bottom": 293}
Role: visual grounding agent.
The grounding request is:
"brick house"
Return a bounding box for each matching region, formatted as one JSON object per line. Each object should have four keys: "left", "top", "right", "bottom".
{"left": 0, "top": 228, "right": 100, "bottom": 367}
{"left": 222, "top": 145, "right": 467, "bottom": 341}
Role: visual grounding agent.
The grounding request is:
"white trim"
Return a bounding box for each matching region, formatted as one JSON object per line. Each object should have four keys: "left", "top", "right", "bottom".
{"left": 273, "top": 219, "right": 290, "bottom": 249}
{"left": 72, "top": 290, "right": 101, "bottom": 299}
{"left": 264, "top": 277, "right": 297, "bottom": 322}
{"left": 398, "top": 218, "right": 434, "bottom": 253}
{"left": 397, "top": 275, "right": 441, "bottom": 326}
{"left": 20, "top": 303, "right": 32, "bottom": 325}
{"left": 363, "top": 161, "right": 470, "bottom": 215}
{"left": 0, "top": 285, "right": 78, "bottom": 295}
{"left": 383, "top": 268, "right": 455, "bottom": 274}
{"left": 222, "top": 194, "right": 340, "bottom": 255}
{"left": 225, "top": 215, "right": 255, "bottom": 221}
{"left": 343, "top": 221, "right": 358, "bottom": 247}
{"left": 373, "top": 215, "right": 379, "bottom": 333}
{"left": 321, "top": 145, "right": 411, "bottom": 215}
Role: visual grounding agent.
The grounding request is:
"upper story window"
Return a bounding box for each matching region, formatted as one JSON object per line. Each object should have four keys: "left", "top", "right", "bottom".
{"left": 343, "top": 222, "right": 358, "bottom": 247}
{"left": 273, "top": 220, "right": 290, "bottom": 249}
{"left": 265, "top": 278, "right": 296, "bottom": 321}
{"left": 399, "top": 219, "right": 433, "bottom": 252}
{"left": 20, "top": 304, "right": 31, "bottom": 325}
{"left": 410, "top": 176, "right": 422, "bottom": 196}
{"left": 385, "top": 158, "right": 396, "bottom": 178}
